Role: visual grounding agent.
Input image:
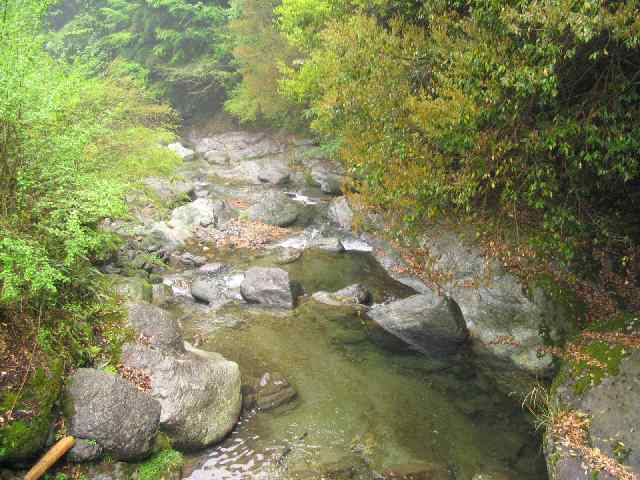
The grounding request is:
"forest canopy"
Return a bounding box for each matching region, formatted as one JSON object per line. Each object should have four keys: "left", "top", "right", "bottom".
{"left": 228, "top": 0, "right": 640, "bottom": 269}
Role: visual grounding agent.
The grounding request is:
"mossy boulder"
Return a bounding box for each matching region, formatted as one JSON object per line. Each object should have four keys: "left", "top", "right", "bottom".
{"left": 64, "top": 368, "right": 161, "bottom": 461}
{"left": 0, "top": 361, "right": 63, "bottom": 465}
{"left": 112, "top": 275, "right": 153, "bottom": 303}
{"left": 545, "top": 350, "right": 640, "bottom": 479}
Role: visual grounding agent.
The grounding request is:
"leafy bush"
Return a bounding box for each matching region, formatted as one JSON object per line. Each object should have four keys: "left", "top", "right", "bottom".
{"left": 230, "top": 0, "right": 640, "bottom": 268}
{"left": 225, "top": 0, "right": 300, "bottom": 126}
{"left": 0, "top": 0, "right": 178, "bottom": 376}
{"left": 47, "top": 0, "right": 234, "bottom": 116}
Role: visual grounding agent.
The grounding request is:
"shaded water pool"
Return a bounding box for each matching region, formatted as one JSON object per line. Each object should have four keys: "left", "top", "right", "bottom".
{"left": 176, "top": 250, "right": 547, "bottom": 480}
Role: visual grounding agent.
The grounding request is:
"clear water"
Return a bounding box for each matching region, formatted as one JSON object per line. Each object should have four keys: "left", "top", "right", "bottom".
{"left": 176, "top": 250, "right": 547, "bottom": 480}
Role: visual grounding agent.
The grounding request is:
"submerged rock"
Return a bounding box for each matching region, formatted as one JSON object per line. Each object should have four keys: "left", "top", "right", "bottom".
{"left": 243, "top": 372, "right": 297, "bottom": 411}
{"left": 312, "top": 284, "right": 372, "bottom": 307}
{"left": 472, "top": 473, "right": 513, "bottom": 480}
{"left": 65, "top": 369, "right": 161, "bottom": 461}
{"left": 241, "top": 267, "right": 296, "bottom": 309}
{"left": 275, "top": 247, "right": 303, "bottom": 265}
{"left": 383, "top": 463, "right": 450, "bottom": 480}
{"left": 328, "top": 197, "right": 353, "bottom": 230}
{"left": 307, "top": 237, "right": 345, "bottom": 253}
{"left": 247, "top": 191, "right": 300, "bottom": 227}
{"left": 367, "top": 293, "right": 469, "bottom": 356}
{"left": 121, "top": 343, "right": 242, "bottom": 450}
{"left": 545, "top": 350, "right": 640, "bottom": 480}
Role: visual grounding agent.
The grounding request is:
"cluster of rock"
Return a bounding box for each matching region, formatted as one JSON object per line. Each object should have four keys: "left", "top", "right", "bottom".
{"left": 325, "top": 196, "right": 566, "bottom": 396}
{"left": 64, "top": 303, "right": 242, "bottom": 462}
{"left": 16, "top": 128, "right": 634, "bottom": 480}
{"left": 326, "top": 196, "right": 640, "bottom": 480}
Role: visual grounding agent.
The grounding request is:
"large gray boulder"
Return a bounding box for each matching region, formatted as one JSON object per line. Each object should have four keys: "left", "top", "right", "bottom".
{"left": 190, "top": 267, "right": 242, "bottom": 308}
{"left": 545, "top": 351, "right": 640, "bottom": 480}
{"left": 328, "top": 197, "right": 353, "bottom": 230}
{"left": 247, "top": 191, "right": 300, "bottom": 227}
{"left": 421, "top": 230, "right": 569, "bottom": 394}
{"left": 127, "top": 303, "right": 183, "bottom": 353}
{"left": 193, "top": 131, "right": 283, "bottom": 161}
{"left": 256, "top": 162, "right": 291, "bottom": 185}
{"left": 65, "top": 369, "right": 161, "bottom": 461}
{"left": 241, "top": 267, "right": 295, "bottom": 309}
{"left": 169, "top": 198, "right": 234, "bottom": 231}
{"left": 367, "top": 293, "right": 469, "bottom": 356}
{"left": 121, "top": 343, "right": 242, "bottom": 450}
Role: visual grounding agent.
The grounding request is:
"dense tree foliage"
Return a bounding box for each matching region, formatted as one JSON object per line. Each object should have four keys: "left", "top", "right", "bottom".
{"left": 47, "top": 0, "right": 234, "bottom": 117}
{"left": 229, "top": 0, "right": 640, "bottom": 269}
{"left": 0, "top": 0, "right": 179, "bottom": 435}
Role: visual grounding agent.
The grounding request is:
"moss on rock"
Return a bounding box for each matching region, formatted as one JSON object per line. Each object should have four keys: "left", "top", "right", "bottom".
{"left": 0, "top": 360, "right": 63, "bottom": 465}
{"left": 133, "top": 449, "right": 183, "bottom": 480}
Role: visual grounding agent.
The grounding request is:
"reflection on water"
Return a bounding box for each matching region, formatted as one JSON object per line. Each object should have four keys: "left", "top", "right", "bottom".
{"left": 178, "top": 251, "right": 547, "bottom": 480}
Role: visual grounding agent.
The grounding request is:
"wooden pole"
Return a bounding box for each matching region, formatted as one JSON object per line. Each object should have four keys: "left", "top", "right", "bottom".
{"left": 24, "top": 436, "right": 76, "bottom": 480}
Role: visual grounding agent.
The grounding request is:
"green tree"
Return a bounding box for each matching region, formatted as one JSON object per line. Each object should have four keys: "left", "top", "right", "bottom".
{"left": 47, "top": 0, "right": 234, "bottom": 117}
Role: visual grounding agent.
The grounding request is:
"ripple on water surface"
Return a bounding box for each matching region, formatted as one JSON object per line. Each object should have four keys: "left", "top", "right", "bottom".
{"left": 181, "top": 251, "right": 547, "bottom": 480}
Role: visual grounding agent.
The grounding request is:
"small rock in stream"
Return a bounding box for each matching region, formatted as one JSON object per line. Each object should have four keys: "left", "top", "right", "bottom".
{"left": 275, "top": 247, "right": 303, "bottom": 265}
{"left": 247, "top": 191, "right": 301, "bottom": 227}
{"left": 312, "top": 284, "right": 372, "bottom": 307}
{"left": 242, "top": 372, "right": 297, "bottom": 411}
{"left": 240, "top": 267, "right": 296, "bottom": 309}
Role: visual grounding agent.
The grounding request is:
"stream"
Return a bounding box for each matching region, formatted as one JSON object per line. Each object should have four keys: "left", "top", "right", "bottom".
{"left": 139, "top": 131, "right": 548, "bottom": 480}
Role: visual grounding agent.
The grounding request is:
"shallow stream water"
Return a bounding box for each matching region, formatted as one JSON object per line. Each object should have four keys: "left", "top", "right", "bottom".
{"left": 172, "top": 250, "right": 547, "bottom": 480}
